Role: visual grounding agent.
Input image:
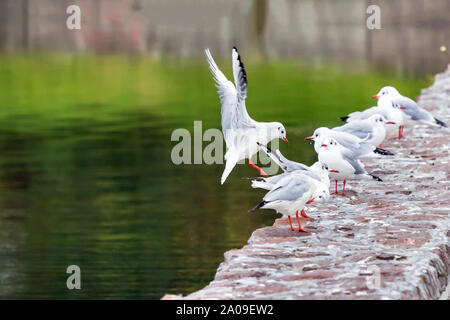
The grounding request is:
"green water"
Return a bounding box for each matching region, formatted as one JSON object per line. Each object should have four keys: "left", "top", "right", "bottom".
{"left": 0, "top": 54, "right": 429, "bottom": 299}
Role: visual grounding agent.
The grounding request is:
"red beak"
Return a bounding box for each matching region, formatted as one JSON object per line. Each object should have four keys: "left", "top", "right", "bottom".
{"left": 321, "top": 144, "right": 327, "bottom": 147}
{"left": 305, "top": 136, "right": 314, "bottom": 141}
{"left": 386, "top": 121, "right": 396, "bottom": 125}
{"left": 329, "top": 169, "right": 339, "bottom": 173}
{"left": 283, "top": 137, "right": 288, "bottom": 143}
{"left": 306, "top": 198, "right": 314, "bottom": 204}
{"left": 372, "top": 94, "right": 379, "bottom": 99}
{"left": 399, "top": 106, "right": 406, "bottom": 109}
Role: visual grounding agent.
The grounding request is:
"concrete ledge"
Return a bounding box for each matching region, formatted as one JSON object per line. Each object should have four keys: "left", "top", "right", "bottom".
{"left": 163, "top": 65, "right": 450, "bottom": 300}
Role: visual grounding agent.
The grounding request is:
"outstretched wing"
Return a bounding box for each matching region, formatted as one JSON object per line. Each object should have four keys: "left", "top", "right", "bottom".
{"left": 232, "top": 47, "right": 255, "bottom": 128}
{"left": 205, "top": 48, "right": 238, "bottom": 143}
{"left": 205, "top": 48, "right": 255, "bottom": 148}
{"left": 258, "top": 142, "right": 309, "bottom": 173}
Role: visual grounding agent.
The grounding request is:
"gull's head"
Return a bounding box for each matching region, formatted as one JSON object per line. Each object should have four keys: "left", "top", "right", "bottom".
{"left": 320, "top": 137, "right": 338, "bottom": 150}
{"left": 313, "top": 185, "right": 330, "bottom": 203}
{"left": 391, "top": 101, "right": 405, "bottom": 110}
{"left": 306, "top": 127, "right": 329, "bottom": 142}
{"left": 368, "top": 114, "right": 392, "bottom": 127}
{"left": 273, "top": 122, "right": 288, "bottom": 143}
{"left": 310, "top": 161, "right": 329, "bottom": 175}
{"left": 377, "top": 94, "right": 394, "bottom": 108}
{"left": 373, "top": 86, "right": 400, "bottom": 99}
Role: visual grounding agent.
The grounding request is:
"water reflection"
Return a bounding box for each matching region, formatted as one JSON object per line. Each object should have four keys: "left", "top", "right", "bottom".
{"left": 0, "top": 55, "right": 428, "bottom": 298}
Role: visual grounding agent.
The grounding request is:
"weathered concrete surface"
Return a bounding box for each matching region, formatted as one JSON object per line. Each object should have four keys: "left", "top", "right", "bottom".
{"left": 163, "top": 65, "right": 450, "bottom": 300}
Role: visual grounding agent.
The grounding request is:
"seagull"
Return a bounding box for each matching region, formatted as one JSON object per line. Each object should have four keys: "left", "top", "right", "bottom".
{"left": 372, "top": 86, "right": 447, "bottom": 135}
{"left": 339, "top": 94, "right": 405, "bottom": 139}
{"left": 250, "top": 171, "right": 330, "bottom": 232}
{"left": 318, "top": 137, "right": 382, "bottom": 196}
{"left": 246, "top": 143, "right": 330, "bottom": 219}
{"left": 305, "top": 127, "right": 394, "bottom": 157}
{"left": 247, "top": 140, "right": 329, "bottom": 180}
{"left": 332, "top": 114, "right": 395, "bottom": 148}
{"left": 205, "top": 47, "right": 288, "bottom": 184}
{"left": 251, "top": 142, "right": 330, "bottom": 187}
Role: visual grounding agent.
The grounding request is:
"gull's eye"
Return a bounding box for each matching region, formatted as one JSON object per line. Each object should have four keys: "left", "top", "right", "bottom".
{"left": 281, "top": 130, "right": 285, "bottom": 134}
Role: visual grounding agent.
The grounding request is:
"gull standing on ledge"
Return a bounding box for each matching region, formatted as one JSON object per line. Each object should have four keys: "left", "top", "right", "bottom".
{"left": 250, "top": 171, "right": 329, "bottom": 232}
{"left": 372, "top": 86, "right": 447, "bottom": 136}
{"left": 332, "top": 114, "right": 395, "bottom": 148}
{"left": 205, "top": 47, "right": 288, "bottom": 184}
{"left": 246, "top": 142, "right": 330, "bottom": 191}
{"left": 318, "top": 137, "right": 382, "bottom": 196}
{"left": 305, "top": 127, "right": 394, "bottom": 157}
{"left": 339, "top": 95, "right": 405, "bottom": 139}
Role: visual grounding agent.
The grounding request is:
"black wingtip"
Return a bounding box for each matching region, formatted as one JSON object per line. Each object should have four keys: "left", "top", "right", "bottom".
{"left": 434, "top": 117, "right": 447, "bottom": 127}
{"left": 374, "top": 147, "right": 394, "bottom": 156}
{"left": 257, "top": 142, "right": 272, "bottom": 153}
{"left": 370, "top": 174, "right": 383, "bottom": 182}
{"left": 242, "top": 177, "right": 265, "bottom": 182}
{"left": 340, "top": 116, "right": 349, "bottom": 122}
{"left": 235, "top": 49, "right": 247, "bottom": 84}
{"left": 249, "top": 201, "right": 267, "bottom": 212}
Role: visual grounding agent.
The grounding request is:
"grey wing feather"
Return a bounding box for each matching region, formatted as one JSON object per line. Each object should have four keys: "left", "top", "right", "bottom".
{"left": 347, "top": 106, "right": 378, "bottom": 120}
{"left": 392, "top": 96, "right": 433, "bottom": 121}
{"left": 231, "top": 47, "right": 255, "bottom": 128}
{"left": 335, "top": 134, "right": 374, "bottom": 157}
{"left": 275, "top": 150, "right": 310, "bottom": 172}
{"left": 299, "top": 170, "right": 322, "bottom": 181}
{"left": 264, "top": 176, "right": 311, "bottom": 202}
{"left": 341, "top": 148, "right": 366, "bottom": 174}
{"left": 258, "top": 143, "right": 309, "bottom": 172}
{"left": 333, "top": 122, "right": 372, "bottom": 140}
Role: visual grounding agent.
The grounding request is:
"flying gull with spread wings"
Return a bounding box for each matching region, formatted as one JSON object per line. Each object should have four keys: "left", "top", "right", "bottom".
{"left": 205, "top": 47, "right": 288, "bottom": 184}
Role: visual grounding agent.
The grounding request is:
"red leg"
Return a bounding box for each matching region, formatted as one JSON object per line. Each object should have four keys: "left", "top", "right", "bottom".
{"left": 295, "top": 210, "right": 309, "bottom": 233}
{"left": 331, "top": 180, "right": 339, "bottom": 195}
{"left": 341, "top": 180, "right": 346, "bottom": 196}
{"left": 300, "top": 209, "right": 311, "bottom": 219}
{"left": 378, "top": 144, "right": 383, "bottom": 148}
{"left": 287, "top": 215, "right": 296, "bottom": 231}
{"left": 248, "top": 158, "right": 268, "bottom": 177}
{"left": 398, "top": 125, "right": 404, "bottom": 139}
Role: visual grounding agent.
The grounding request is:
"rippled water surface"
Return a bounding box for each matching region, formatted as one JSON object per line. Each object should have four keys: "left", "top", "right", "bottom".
{"left": 0, "top": 54, "right": 429, "bottom": 298}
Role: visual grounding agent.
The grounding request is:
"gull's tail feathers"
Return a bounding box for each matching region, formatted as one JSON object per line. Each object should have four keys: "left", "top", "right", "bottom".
{"left": 221, "top": 152, "right": 239, "bottom": 185}
{"left": 434, "top": 117, "right": 447, "bottom": 127}
{"left": 249, "top": 201, "right": 267, "bottom": 212}
{"left": 369, "top": 174, "right": 383, "bottom": 182}
{"left": 374, "top": 147, "right": 394, "bottom": 156}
